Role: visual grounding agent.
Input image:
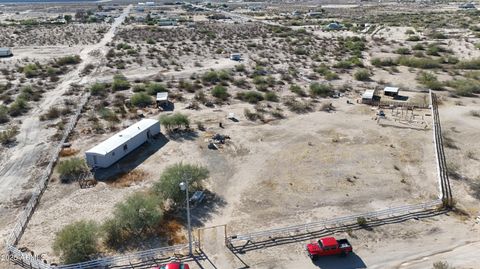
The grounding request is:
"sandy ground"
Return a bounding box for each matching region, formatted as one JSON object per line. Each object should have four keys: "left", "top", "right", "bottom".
{"left": 0, "top": 4, "right": 132, "bottom": 256}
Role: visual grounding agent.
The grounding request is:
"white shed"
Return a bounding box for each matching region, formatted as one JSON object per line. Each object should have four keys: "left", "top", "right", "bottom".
{"left": 361, "top": 89, "right": 377, "bottom": 104}
{"left": 85, "top": 119, "right": 160, "bottom": 168}
{"left": 384, "top": 86, "right": 399, "bottom": 97}
{"left": 156, "top": 92, "right": 169, "bottom": 106}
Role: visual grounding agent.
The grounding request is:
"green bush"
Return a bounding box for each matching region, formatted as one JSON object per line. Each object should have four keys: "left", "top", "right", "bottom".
{"left": 406, "top": 35, "right": 421, "bottom": 41}
{"left": 110, "top": 193, "right": 162, "bottom": 237}
{"left": 371, "top": 57, "right": 396, "bottom": 67}
{"left": 412, "top": 43, "right": 425, "bottom": 50}
{"left": 416, "top": 72, "right": 444, "bottom": 90}
{"left": 160, "top": 113, "right": 190, "bottom": 131}
{"left": 53, "top": 220, "right": 99, "bottom": 264}
{"left": 0, "top": 126, "right": 19, "bottom": 145}
{"left": 447, "top": 79, "right": 480, "bottom": 96}
{"left": 131, "top": 92, "right": 152, "bottom": 107}
{"left": 99, "top": 108, "right": 119, "bottom": 122}
{"left": 90, "top": 83, "right": 107, "bottom": 96}
{"left": 201, "top": 70, "right": 219, "bottom": 84}
{"left": 289, "top": 84, "right": 307, "bottom": 96}
{"left": 146, "top": 82, "right": 168, "bottom": 96}
{"left": 236, "top": 91, "right": 264, "bottom": 104}
{"left": 354, "top": 69, "right": 371, "bottom": 81}
{"left": 211, "top": 85, "right": 229, "bottom": 101}
{"left": 57, "top": 157, "right": 89, "bottom": 182}
{"left": 265, "top": 92, "right": 279, "bottom": 102}
{"left": 152, "top": 163, "right": 209, "bottom": 204}
{"left": 455, "top": 58, "right": 480, "bottom": 70}
{"left": 395, "top": 47, "right": 410, "bottom": 55}
{"left": 397, "top": 56, "right": 441, "bottom": 69}
{"left": 112, "top": 74, "right": 130, "bottom": 91}
{"left": 8, "top": 98, "right": 28, "bottom": 117}
{"left": 310, "top": 82, "right": 333, "bottom": 97}
{"left": 284, "top": 97, "right": 313, "bottom": 113}
{"left": 0, "top": 105, "right": 9, "bottom": 123}
{"left": 23, "top": 64, "right": 40, "bottom": 78}
{"left": 56, "top": 55, "right": 81, "bottom": 66}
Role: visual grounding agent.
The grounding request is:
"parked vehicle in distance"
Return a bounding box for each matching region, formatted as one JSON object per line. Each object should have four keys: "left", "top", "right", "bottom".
{"left": 152, "top": 261, "right": 190, "bottom": 269}
{"left": 306, "top": 237, "right": 352, "bottom": 260}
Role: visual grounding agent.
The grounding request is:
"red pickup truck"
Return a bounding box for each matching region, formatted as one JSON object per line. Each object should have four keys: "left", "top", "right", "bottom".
{"left": 306, "top": 236, "right": 352, "bottom": 260}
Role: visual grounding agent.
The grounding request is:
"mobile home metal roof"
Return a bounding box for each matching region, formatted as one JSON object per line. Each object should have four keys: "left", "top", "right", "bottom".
{"left": 384, "top": 87, "right": 399, "bottom": 93}
{"left": 86, "top": 119, "right": 158, "bottom": 155}
{"left": 362, "top": 89, "right": 375, "bottom": 99}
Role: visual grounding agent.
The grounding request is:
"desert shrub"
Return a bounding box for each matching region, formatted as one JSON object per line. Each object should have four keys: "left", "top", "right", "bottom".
{"left": 430, "top": 31, "right": 448, "bottom": 39}
{"left": 395, "top": 47, "right": 410, "bottom": 55}
{"left": 57, "top": 157, "right": 89, "bottom": 182}
{"left": 244, "top": 108, "right": 261, "bottom": 121}
{"left": 470, "top": 110, "right": 480, "bottom": 117}
{"left": 397, "top": 56, "right": 441, "bottom": 69}
{"left": 455, "top": 58, "right": 480, "bottom": 70}
{"left": 146, "top": 82, "right": 168, "bottom": 96}
{"left": 23, "top": 63, "right": 40, "bottom": 78}
{"left": 201, "top": 70, "right": 219, "bottom": 84}
{"left": 8, "top": 98, "right": 28, "bottom": 117}
{"left": 110, "top": 193, "right": 162, "bottom": 237}
{"left": 0, "top": 105, "right": 9, "bottom": 123}
{"left": 53, "top": 220, "right": 99, "bottom": 264}
{"left": 112, "top": 74, "right": 130, "bottom": 91}
{"left": 412, "top": 43, "right": 425, "bottom": 50}
{"left": 0, "top": 126, "right": 19, "bottom": 145}
{"left": 446, "top": 79, "right": 480, "bottom": 96}
{"left": 284, "top": 97, "right": 313, "bottom": 113}
{"left": 160, "top": 113, "right": 190, "bottom": 131}
{"left": 235, "top": 64, "right": 245, "bottom": 72}
{"left": 56, "top": 55, "right": 81, "bottom": 66}
{"left": 371, "top": 57, "right": 396, "bottom": 67}
{"left": 354, "top": 69, "right": 371, "bottom": 81}
{"left": 99, "top": 108, "right": 119, "bottom": 122}
{"left": 211, "top": 85, "right": 229, "bottom": 101}
{"left": 416, "top": 72, "right": 444, "bottom": 90}
{"left": 289, "top": 84, "right": 307, "bottom": 96}
{"left": 40, "top": 106, "right": 61, "bottom": 121}
{"left": 236, "top": 91, "right": 264, "bottom": 104}
{"left": 432, "top": 261, "right": 454, "bottom": 269}
{"left": 116, "top": 43, "right": 132, "bottom": 50}
{"left": 90, "top": 83, "right": 107, "bottom": 96}
{"left": 333, "top": 60, "right": 353, "bottom": 69}
{"left": 264, "top": 92, "right": 279, "bottom": 102}
{"left": 152, "top": 163, "right": 208, "bottom": 204}
{"left": 131, "top": 92, "right": 152, "bottom": 107}
{"left": 356, "top": 216, "right": 367, "bottom": 227}
{"left": 310, "top": 82, "right": 333, "bottom": 97}
{"left": 406, "top": 35, "right": 421, "bottom": 41}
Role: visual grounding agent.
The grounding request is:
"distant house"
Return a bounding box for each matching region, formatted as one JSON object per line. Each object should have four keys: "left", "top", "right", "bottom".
{"left": 0, "top": 48, "right": 12, "bottom": 57}
{"left": 384, "top": 87, "right": 399, "bottom": 97}
{"left": 85, "top": 119, "right": 160, "bottom": 168}
{"left": 361, "top": 89, "right": 379, "bottom": 104}
{"left": 230, "top": 53, "right": 242, "bottom": 61}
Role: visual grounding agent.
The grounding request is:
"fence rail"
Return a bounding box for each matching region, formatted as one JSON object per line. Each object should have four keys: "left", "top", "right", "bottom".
{"left": 227, "top": 199, "right": 442, "bottom": 246}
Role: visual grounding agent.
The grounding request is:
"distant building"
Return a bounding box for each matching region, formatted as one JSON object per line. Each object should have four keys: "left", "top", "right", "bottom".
{"left": 361, "top": 89, "right": 379, "bottom": 104}
{"left": 85, "top": 119, "right": 160, "bottom": 168}
{"left": 384, "top": 86, "right": 399, "bottom": 97}
{"left": 459, "top": 3, "right": 476, "bottom": 9}
{"left": 0, "top": 48, "right": 12, "bottom": 57}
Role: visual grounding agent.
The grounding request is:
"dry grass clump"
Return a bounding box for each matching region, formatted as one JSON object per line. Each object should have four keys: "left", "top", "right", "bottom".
{"left": 59, "top": 148, "right": 79, "bottom": 157}
{"left": 108, "top": 169, "right": 148, "bottom": 188}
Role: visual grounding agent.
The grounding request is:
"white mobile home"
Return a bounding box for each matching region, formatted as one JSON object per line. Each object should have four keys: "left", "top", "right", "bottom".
{"left": 85, "top": 119, "right": 160, "bottom": 168}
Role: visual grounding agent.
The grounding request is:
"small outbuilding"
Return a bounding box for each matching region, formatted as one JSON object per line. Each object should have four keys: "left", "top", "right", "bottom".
{"left": 0, "top": 48, "right": 13, "bottom": 57}
{"left": 384, "top": 86, "right": 399, "bottom": 97}
{"left": 156, "top": 92, "right": 169, "bottom": 106}
{"left": 361, "top": 89, "right": 379, "bottom": 104}
{"left": 85, "top": 119, "right": 160, "bottom": 168}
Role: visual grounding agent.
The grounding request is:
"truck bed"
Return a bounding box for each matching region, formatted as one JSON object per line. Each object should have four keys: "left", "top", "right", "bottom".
{"left": 337, "top": 239, "right": 352, "bottom": 249}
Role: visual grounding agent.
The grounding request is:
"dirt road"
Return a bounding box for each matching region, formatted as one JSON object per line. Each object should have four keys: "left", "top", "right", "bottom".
{"left": 0, "top": 4, "right": 132, "bottom": 235}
